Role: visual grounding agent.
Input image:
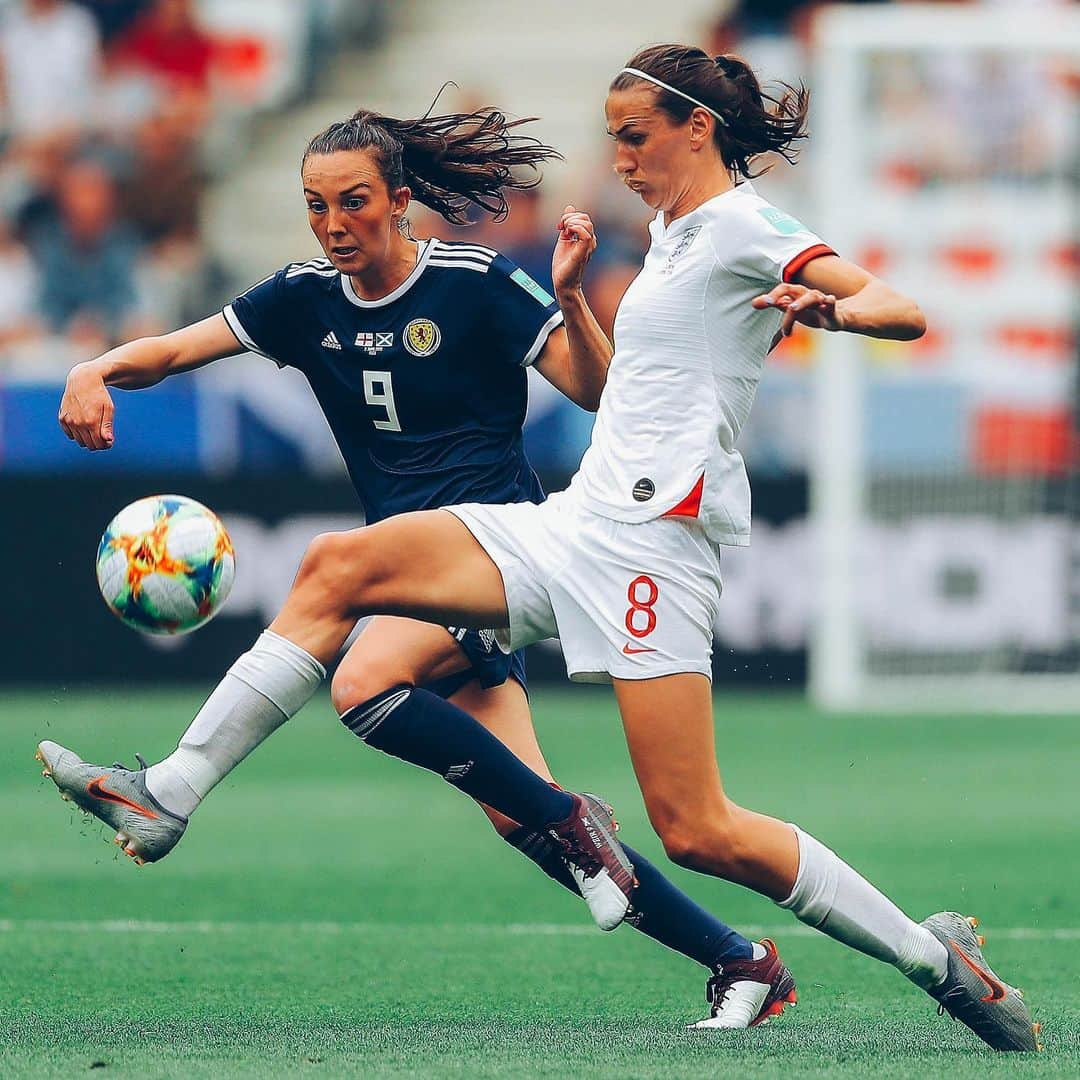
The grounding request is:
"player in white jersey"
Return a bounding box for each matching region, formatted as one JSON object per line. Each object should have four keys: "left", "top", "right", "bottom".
{"left": 48, "top": 46, "right": 1036, "bottom": 1047}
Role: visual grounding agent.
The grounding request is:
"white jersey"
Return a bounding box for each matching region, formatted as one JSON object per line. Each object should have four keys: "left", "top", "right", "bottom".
{"left": 570, "top": 183, "right": 832, "bottom": 546}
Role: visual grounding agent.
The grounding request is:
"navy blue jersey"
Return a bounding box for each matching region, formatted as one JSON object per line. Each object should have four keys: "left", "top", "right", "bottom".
{"left": 223, "top": 238, "right": 563, "bottom": 523}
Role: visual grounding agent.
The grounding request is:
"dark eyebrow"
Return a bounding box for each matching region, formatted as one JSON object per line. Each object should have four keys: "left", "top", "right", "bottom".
{"left": 302, "top": 182, "right": 372, "bottom": 197}
{"left": 608, "top": 122, "right": 643, "bottom": 138}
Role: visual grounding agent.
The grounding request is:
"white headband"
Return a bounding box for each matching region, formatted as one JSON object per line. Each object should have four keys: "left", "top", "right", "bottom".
{"left": 619, "top": 67, "right": 728, "bottom": 128}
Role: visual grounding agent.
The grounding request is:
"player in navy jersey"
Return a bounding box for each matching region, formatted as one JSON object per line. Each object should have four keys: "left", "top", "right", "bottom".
{"left": 224, "top": 238, "right": 559, "bottom": 526}
{"left": 43, "top": 103, "right": 793, "bottom": 1029}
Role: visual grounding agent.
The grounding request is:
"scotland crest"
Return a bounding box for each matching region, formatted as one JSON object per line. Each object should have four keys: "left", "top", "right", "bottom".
{"left": 403, "top": 318, "right": 441, "bottom": 357}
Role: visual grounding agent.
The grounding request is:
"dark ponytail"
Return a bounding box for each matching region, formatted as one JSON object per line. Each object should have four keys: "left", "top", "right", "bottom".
{"left": 302, "top": 98, "right": 561, "bottom": 225}
{"left": 610, "top": 44, "right": 809, "bottom": 179}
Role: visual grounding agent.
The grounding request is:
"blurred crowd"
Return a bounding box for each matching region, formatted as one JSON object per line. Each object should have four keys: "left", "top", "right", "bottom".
{"left": 2, "top": 0, "right": 1074, "bottom": 479}
{"left": 0, "top": 0, "right": 385, "bottom": 374}
{"left": 2, "top": 0, "right": 1066, "bottom": 371}
{"left": 0, "top": 0, "right": 225, "bottom": 370}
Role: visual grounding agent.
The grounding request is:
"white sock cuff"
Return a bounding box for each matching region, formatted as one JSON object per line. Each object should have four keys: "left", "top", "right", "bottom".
{"left": 228, "top": 630, "right": 326, "bottom": 715}
{"left": 776, "top": 823, "right": 839, "bottom": 927}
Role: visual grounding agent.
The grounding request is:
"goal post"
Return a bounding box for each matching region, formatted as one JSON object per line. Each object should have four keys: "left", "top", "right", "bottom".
{"left": 810, "top": 5, "right": 1080, "bottom": 711}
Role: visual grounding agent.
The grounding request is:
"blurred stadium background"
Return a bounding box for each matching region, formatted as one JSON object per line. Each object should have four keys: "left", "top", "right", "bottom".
{"left": 2, "top": 2, "right": 1079, "bottom": 1074}
{"left": 3, "top": 0, "right": 1078, "bottom": 704}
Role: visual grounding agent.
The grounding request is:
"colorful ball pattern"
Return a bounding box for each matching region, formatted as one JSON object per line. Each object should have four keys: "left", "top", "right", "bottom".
{"left": 95, "top": 495, "right": 235, "bottom": 635}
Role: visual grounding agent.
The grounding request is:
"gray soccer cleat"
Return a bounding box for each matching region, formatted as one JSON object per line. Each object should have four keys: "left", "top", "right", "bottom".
{"left": 922, "top": 911, "right": 1042, "bottom": 1052}
{"left": 36, "top": 740, "right": 187, "bottom": 865}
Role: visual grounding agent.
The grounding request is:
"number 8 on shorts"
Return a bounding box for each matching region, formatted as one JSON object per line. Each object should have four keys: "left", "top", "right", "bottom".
{"left": 625, "top": 575, "right": 659, "bottom": 639}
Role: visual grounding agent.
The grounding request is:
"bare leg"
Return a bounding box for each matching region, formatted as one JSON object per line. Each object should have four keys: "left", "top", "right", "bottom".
{"left": 614, "top": 673, "right": 947, "bottom": 985}
{"left": 331, "top": 616, "right": 479, "bottom": 709}
{"left": 272, "top": 510, "right": 510, "bottom": 664}
{"left": 613, "top": 673, "right": 798, "bottom": 898}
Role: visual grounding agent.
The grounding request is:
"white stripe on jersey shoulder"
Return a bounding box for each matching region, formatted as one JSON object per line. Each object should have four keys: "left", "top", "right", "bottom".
{"left": 522, "top": 309, "right": 565, "bottom": 367}
{"left": 286, "top": 257, "right": 336, "bottom": 279}
{"left": 222, "top": 304, "right": 286, "bottom": 368}
{"left": 288, "top": 256, "right": 334, "bottom": 270}
{"left": 427, "top": 239, "right": 496, "bottom": 272}
{"left": 427, "top": 257, "right": 491, "bottom": 274}
{"left": 431, "top": 239, "right": 497, "bottom": 261}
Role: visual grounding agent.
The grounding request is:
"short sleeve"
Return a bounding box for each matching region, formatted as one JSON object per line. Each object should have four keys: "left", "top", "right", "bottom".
{"left": 484, "top": 253, "right": 564, "bottom": 367}
{"left": 222, "top": 267, "right": 296, "bottom": 369}
{"left": 719, "top": 203, "right": 835, "bottom": 287}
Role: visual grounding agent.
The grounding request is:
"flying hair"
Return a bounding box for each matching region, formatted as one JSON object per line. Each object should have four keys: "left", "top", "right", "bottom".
{"left": 302, "top": 88, "right": 562, "bottom": 225}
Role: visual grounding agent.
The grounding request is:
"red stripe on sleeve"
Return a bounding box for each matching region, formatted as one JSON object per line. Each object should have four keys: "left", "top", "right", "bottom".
{"left": 782, "top": 244, "right": 835, "bottom": 283}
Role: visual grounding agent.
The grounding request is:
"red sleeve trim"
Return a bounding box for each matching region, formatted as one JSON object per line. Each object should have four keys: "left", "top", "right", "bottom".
{"left": 783, "top": 243, "right": 836, "bottom": 283}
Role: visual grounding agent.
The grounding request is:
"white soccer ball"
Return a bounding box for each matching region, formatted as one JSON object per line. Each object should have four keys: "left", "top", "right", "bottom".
{"left": 95, "top": 495, "right": 236, "bottom": 635}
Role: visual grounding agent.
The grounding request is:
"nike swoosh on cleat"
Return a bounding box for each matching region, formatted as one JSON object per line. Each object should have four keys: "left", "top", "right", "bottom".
{"left": 950, "top": 941, "right": 1007, "bottom": 1002}
{"left": 622, "top": 643, "right": 657, "bottom": 654}
{"left": 86, "top": 777, "right": 159, "bottom": 820}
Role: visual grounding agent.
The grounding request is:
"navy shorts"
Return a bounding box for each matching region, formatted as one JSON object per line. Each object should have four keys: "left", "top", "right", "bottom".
{"left": 422, "top": 626, "right": 527, "bottom": 700}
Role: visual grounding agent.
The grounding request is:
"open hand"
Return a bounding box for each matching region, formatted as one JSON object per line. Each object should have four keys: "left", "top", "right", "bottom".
{"left": 752, "top": 283, "right": 843, "bottom": 336}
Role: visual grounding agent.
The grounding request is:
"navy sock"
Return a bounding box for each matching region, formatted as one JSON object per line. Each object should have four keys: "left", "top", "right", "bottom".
{"left": 342, "top": 686, "right": 574, "bottom": 828}
{"left": 623, "top": 841, "right": 754, "bottom": 968}
{"left": 505, "top": 826, "right": 753, "bottom": 969}
{"left": 505, "top": 826, "right": 581, "bottom": 894}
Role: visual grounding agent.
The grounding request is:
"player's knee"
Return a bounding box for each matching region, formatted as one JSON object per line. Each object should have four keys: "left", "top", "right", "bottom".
{"left": 331, "top": 661, "right": 415, "bottom": 715}
{"left": 338, "top": 684, "right": 413, "bottom": 743}
{"left": 296, "top": 530, "right": 377, "bottom": 606}
{"left": 656, "top": 806, "right": 745, "bottom": 877}
{"left": 296, "top": 531, "right": 347, "bottom": 587}
{"left": 658, "top": 823, "right": 708, "bottom": 870}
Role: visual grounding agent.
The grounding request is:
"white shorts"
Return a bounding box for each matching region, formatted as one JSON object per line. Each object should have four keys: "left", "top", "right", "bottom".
{"left": 446, "top": 489, "right": 722, "bottom": 683}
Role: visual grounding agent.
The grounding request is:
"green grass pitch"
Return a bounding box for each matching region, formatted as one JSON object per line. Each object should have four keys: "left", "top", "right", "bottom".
{"left": 2, "top": 687, "right": 1077, "bottom": 1077}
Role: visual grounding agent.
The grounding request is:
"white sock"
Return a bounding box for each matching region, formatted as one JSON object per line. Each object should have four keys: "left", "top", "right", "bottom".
{"left": 778, "top": 824, "right": 948, "bottom": 990}
{"left": 144, "top": 630, "right": 325, "bottom": 817}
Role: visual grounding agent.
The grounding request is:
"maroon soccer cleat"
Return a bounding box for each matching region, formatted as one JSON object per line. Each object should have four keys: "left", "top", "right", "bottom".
{"left": 690, "top": 938, "right": 798, "bottom": 1029}
{"left": 547, "top": 792, "right": 637, "bottom": 931}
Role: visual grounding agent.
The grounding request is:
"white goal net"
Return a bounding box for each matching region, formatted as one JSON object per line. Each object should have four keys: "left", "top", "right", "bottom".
{"left": 811, "top": 5, "right": 1080, "bottom": 710}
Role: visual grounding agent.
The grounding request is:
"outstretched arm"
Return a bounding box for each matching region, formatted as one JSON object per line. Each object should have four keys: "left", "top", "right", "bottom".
{"left": 752, "top": 255, "right": 926, "bottom": 341}
{"left": 58, "top": 313, "right": 246, "bottom": 450}
{"left": 535, "top": 205, "right": 612, "bottom": 412}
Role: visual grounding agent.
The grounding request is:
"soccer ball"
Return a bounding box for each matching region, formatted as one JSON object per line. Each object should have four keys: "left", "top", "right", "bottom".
{"left": 95, "top": 495, "right": 236, "bottom": 635}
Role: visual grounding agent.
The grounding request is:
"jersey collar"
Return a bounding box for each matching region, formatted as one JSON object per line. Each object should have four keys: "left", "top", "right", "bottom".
{"left": 652, "top": 182, "right": 752, "bottom": 241}
{"left": 340, "top": 238, "right": 435, "bottom": 308}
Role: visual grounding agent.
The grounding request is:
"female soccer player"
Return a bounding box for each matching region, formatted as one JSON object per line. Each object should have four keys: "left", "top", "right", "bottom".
{"left": 44, "top": 45, "right": 1039, "bottom": 1044}
{"left": 78, "top": 44, "right": 1027, "bottom": 1049}
{"left": 41, "top": 102, "right": 796, "bottom": 1030}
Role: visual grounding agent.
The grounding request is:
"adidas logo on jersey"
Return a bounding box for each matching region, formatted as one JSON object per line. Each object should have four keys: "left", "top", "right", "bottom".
{"left": 321, "top": 331, "right": 342, "bottom": 350}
